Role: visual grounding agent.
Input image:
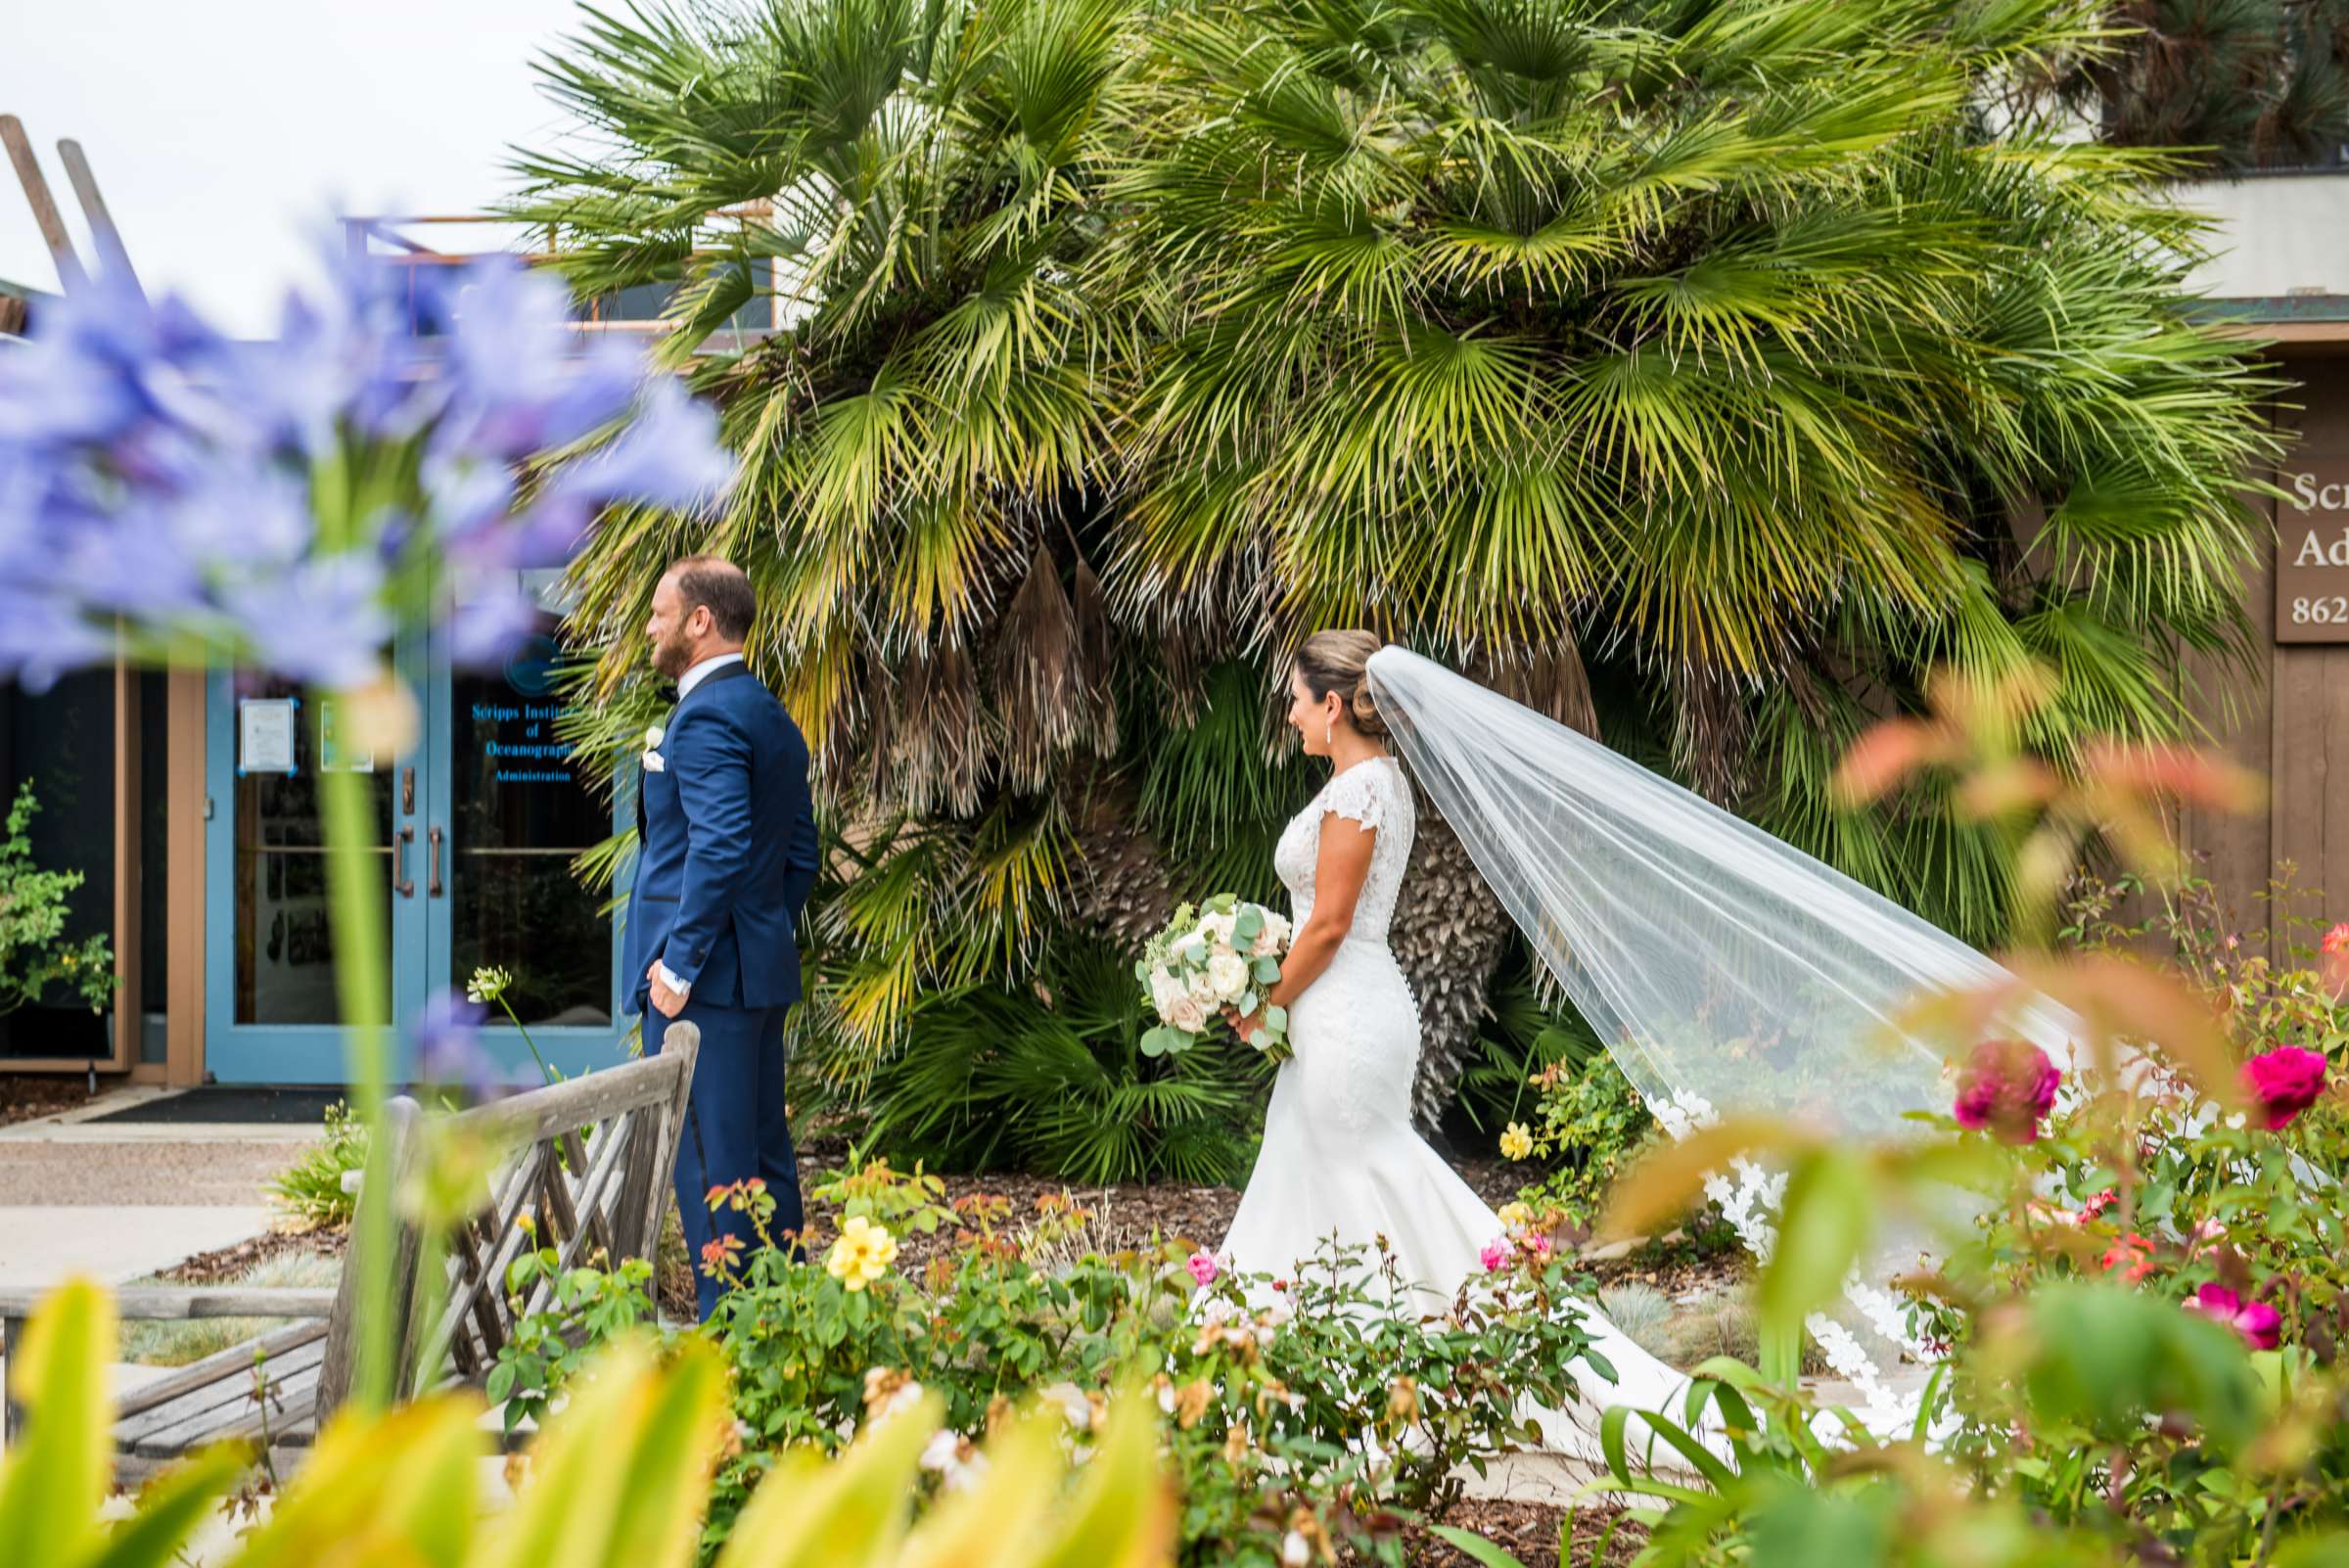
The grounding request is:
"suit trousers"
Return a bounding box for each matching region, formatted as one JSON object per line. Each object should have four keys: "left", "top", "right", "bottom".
{"left": 647, "top": 996, "right": 804, "bottom": 1321}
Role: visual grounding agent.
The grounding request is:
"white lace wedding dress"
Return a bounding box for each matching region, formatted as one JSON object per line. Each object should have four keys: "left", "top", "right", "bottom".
{"left": 1219, "top": 755, "right": 1697, "bottom": 1457}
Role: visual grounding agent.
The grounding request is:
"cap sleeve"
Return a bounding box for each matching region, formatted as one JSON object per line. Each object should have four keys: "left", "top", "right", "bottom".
{"left": 1319, "top": 761, "right": 1392, "bottom": 832}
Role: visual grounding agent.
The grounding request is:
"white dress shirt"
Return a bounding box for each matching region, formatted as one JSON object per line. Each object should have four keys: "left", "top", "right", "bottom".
{"left": 654, "top": 651, "right": 748, "bottom": 1000}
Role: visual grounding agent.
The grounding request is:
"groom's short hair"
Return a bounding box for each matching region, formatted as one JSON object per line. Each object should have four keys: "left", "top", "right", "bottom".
{"left": 668, "top": 556, "right": 757, "bottom": 641}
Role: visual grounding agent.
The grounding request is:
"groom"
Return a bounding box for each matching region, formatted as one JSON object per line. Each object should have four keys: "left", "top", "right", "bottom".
{"left": 625, "top": 556, "right": 819, "bottom": 1320}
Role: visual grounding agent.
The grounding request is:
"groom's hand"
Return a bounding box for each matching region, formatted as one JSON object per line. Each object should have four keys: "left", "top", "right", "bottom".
{"left": 646, "top": 960, "right": 686, "bottom": 1019}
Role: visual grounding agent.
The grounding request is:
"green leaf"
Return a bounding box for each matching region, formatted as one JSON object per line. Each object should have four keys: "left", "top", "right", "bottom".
{"left": 0, "top": 1277, "right": 113, "bottom": 1568}
{"left": 83, "top": 1441, "right": 251, "bottom": 1568}
{"left": 1252, "top": 956, "right": 1280, "bottom": 984}
{"left": 1426, "top": 1525, "right": 1533, "bottom": 1568}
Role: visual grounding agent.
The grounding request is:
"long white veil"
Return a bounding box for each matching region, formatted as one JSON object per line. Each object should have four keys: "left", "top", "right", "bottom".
{"left": 1365, "top": 646, "right": 2080, "bottom": 1430}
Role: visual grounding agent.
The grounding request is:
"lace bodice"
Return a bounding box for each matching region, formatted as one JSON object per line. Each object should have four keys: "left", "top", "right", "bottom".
{"left": 1273, "top": 756, "right": 1415, "bottom": 945}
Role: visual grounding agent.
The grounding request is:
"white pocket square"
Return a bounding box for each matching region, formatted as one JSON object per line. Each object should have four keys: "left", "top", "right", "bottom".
{"left": 642, "top": 750, "right": 666, "bottom": 773}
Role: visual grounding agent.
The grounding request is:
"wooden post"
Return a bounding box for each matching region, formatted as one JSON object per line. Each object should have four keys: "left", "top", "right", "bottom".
{"left": 165, "top": 669, "right": 206, "bottom": 1085}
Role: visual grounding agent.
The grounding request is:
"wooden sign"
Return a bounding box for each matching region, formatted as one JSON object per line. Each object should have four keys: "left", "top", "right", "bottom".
{"left": 2278, "top": 463, "right": 2349, "bottom": 641}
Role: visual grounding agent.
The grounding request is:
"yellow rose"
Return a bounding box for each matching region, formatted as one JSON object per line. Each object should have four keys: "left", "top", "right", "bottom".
{"left": 1499, "top": 1122, "right": 1534, "bottom": 1162}
{"left": 1497, "top": 1200, "right": 1533, "bottom": 1231}
{"left": 825, "top": 1215, "right": 899, "bottom": 1291}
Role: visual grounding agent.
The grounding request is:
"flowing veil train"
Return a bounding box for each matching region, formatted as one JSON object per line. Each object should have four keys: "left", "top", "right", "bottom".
{"left": 1364, "top": 646, "right": 2082, "bottom": 1435}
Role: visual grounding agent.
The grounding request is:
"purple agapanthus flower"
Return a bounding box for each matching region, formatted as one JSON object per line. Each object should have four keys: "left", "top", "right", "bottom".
{"left": 410, "top": 990, "right": 523, "bottom": 1101}
{"left": 0, "top": 241, "right": 736, "bottom": 694}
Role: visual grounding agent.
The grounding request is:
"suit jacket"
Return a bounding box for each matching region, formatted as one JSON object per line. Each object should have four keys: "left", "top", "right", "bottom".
{"left": 623, "top": 662, "right": 819, "bottom": 1013}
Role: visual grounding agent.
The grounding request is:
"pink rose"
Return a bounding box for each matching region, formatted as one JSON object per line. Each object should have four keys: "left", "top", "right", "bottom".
{"left": 2323, "top": 923, "right": 2349, "bottom": 956}
{"left": 2240, "top": 1046, "right": 2326, "bottom": 1130}
{"left": 1186, "top": 1251, "right": 1220, "bottom": 1287}
{"left": 1478, "top": 1238, "right": 1509, "bottom": 1273}
{"left": 1953, "top": 1038, "right": 2061, "bottom": 1144}
{"left": 2077, "top": 1187, "right": 2118, "bottom": 1222}
{"left": 2184, "top": 1282, "right": 2282, "bottom": 1350}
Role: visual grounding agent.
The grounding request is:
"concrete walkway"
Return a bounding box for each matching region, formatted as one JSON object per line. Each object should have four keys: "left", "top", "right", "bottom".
{"left": 1, "top": 1085, "right": 310, "bottom": 1288}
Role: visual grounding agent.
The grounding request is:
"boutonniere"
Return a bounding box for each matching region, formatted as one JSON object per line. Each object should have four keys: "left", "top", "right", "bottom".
{"left": 641, "top": 724, "right": 666, "bottom": 773}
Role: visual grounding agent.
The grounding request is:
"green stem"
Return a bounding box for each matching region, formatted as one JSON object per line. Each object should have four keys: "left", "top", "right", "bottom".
{"left": 318, "top": 754, "right": 395, "bottom": 1411}
{"left": 501, "top": 996, "right": 556, "bottom": 1085}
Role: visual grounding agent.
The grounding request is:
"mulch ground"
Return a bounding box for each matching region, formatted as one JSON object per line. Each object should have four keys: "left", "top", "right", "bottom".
{"left": 159, "top": 1225, "right": 347, "bottom": 1286}
{"left": 0, "top": 1073, "right": 92, "bottom": 1129}
{"left": 1380, "top": 1499, "right": 1644, "bottom": 1568}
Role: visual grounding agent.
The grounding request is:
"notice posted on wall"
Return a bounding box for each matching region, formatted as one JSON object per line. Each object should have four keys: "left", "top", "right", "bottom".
{"left": 238, "top": 697, "right": 299, "bottom": 775}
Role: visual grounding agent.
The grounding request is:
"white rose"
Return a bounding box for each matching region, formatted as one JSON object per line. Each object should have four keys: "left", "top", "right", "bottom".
{"left": 1198, "top": 910, "right": 1238, "bottom": 946}
{"left": 1206, "top": 952, "right": 1249, "bottom": 1000}
{"left": 1185, "top": 968, "right": 1217, "bottom": 1002}
{"left": 1169, "top": 994, "right": 1209, "bottom": 1034}
{"left": 1150, "top": 971, "right": 1185, "bottom": 1020}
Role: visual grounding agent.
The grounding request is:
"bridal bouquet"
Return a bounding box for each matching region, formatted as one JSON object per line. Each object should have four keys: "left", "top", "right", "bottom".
{"left": 1135, "top": 896, "right": 1294, "bottom": 1062}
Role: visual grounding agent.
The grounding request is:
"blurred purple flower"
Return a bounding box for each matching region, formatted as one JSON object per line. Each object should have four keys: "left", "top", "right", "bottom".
{"left": 218, "top": 557, "right": 394, "bottom": 690}
{"left": 0, "top": 241, "right": 734, "bottom": 690}
{"left": 410, "top": 991, "right": 522, "bottom": 1100}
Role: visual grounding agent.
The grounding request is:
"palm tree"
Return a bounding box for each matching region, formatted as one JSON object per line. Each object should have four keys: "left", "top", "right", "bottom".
{"left": 519, "top": 0, "right": 2280, "bottom": 1150}
{"left": 2051, "top": 2, "right": 2349, "bottom": 170}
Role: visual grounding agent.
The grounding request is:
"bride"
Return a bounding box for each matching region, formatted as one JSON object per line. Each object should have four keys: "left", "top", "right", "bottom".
{"left": 1212, "top": 630, "right": 2082, "bottom": 1450}
{"left": 1216, "top": 630, "right": 1698, "bottom": 1435}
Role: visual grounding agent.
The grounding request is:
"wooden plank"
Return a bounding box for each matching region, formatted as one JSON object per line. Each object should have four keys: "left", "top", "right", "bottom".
{"left": 448, "top": 1051, "right": 687, "bottom": 1153}
{"left": 0, "top": 115, "right": 88, "bottom": 291}
{"left": 116, "top": 1319, "right": 327, "bottom": 1421}
{"left": 635, "top": 1026, "right": 700, "bottom": 1259}
{"left": 126, "top": 1361, "right": 324, "bottom": 1458}
{"left": 55, "top": 139, "right": 145, "bottom": 297}
{"left": 316, "top": 1096, "right": 418, "bottom": 1424}
{"left": 0, "top": 1287, "right": 338, "bottom": 1320}
{"left": 558, "top": 1126, "right": 619, "bottom": 1266}
{"left": 118, "top": 1340, "right": 326, "bottom": 1452}
{"left": 166, "top": 668, "right": 207, "bottom": 1086}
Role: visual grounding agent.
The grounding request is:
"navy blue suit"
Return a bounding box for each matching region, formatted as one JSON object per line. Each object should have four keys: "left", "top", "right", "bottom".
{"left": 625, "top": 660, "right": 819, "bottom": 1319}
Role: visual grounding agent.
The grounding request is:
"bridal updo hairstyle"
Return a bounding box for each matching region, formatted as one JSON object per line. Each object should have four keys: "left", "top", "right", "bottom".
{"left": 1293, "top": 629, "right": 1390, "bottom": 738}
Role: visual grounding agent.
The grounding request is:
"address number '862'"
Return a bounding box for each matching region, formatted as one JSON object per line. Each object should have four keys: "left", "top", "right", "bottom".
{"left": 2291, "top": 596, "right": 2349, "bottom": 624}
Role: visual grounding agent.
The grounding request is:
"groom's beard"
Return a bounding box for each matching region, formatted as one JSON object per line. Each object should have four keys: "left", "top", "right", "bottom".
{"left": 651, "top": 626, "right": 695, "bottom": 681}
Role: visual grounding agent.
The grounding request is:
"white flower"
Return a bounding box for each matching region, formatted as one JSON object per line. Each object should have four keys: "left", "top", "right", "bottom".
{"left": 1198, "top": 910, "right": 1239, "bottom": 945}
{"left": 919, "top": 1429, "right": 989, "bottom": 1492}
{"left": 861, "top": 1366, "right": 924, "bottom": 1422}
{"left": 1282, "top": 1529, "right": 1312, "bottom": 1566}
{"left": 1150, "top": 970, "right": 1185, "bottom": 1020}
{"left": 1257, "top": 910, "right": 1293, "bottom": 949}
{"left": 466, "top": 965, "right": 513, "bottom": 1004}
{"left": 1038, "top": 1382, "right": 1095, "bottom": 1430}
{"left": 644, "top": 724, "right": 665, "bottom": 749}
{"left": 1206, "top": 952, "right": 1250, "bottom": 1000}
{"left": 1169, "top": 994, "right": 1209, "bottom": 1034}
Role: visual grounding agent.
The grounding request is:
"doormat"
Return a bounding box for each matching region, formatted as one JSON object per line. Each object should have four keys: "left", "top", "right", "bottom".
{"left": 83, "top": 1086, "right": 350, "bottom": 1125}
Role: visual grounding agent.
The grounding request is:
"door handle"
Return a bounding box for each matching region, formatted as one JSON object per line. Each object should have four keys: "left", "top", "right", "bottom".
{"left": 427, "top": 825, "right": 444, "bottom": 897}
{"left": 401, "top": 765, "right": 415, "bottom": 815}
{"left": 394, "top": 826, "right": 415, "bottom": 898}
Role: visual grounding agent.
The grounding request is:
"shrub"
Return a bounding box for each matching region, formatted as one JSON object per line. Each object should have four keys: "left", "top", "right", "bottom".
{"left": 0, "top": 779, "right": 115, "bottom": 1020}
{"left": 118, "top": 1251, "right": 344, "bottom": 1366}
{"left": 1504, "top": 1051, "right": 1658, "bottom": 1225}
{"left": 830, "top": 938, "right": 1269, "bottom": 1185}
{"left": 265, "top": 1100, "right": 368, "bottom": 1229}
{"left": 492, "top": 1160, "right": 1604, "bottom": 1565}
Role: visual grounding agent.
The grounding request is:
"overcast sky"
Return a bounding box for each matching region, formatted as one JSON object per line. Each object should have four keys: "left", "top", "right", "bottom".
{"left": 5, "top": 0, "right": 595, "bottom": 335}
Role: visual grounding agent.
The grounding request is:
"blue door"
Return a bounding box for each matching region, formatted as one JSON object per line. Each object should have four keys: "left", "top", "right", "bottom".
{"left": 206, "top": 591, "right": 630, "bottom": 1084}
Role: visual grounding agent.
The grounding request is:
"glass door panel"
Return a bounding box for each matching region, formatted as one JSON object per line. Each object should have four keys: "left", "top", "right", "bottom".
{"left": 439, "top": 623, "right": 614, "bottom": 1029}
{"left": 228, "top": 676, "right": 398, "bottom": 1026}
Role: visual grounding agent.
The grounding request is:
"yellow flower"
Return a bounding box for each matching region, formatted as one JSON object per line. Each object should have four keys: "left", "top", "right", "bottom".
{"left": 1499, "top": 1122, "right": 1534, "bottom": 1162}
{"left": 1497, "top": 1201, "right": 1533, "bottom": 1231}
{"left": 825, "top": 1215, "right": 899, "bottom": 1291}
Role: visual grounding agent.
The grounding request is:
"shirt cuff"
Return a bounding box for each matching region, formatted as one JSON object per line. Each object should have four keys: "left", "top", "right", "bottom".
{"left": 655, "top": 961, "right": 692, "bottom": 999}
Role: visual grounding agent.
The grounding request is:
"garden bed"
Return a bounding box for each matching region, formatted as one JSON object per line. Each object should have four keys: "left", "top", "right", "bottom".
{"left": 0, "top": 1072, "right": 91, "bottom": 1129}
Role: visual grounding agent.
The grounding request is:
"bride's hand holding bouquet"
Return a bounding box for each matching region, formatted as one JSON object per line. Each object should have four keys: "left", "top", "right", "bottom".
{"left": 1135, "top": 896, "right": 1296, "bottom": 1063}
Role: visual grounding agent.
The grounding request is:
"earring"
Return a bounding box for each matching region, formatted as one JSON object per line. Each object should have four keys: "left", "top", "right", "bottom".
{"left": 1324, "top": 717, "right": 1333, "bottom": 748}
